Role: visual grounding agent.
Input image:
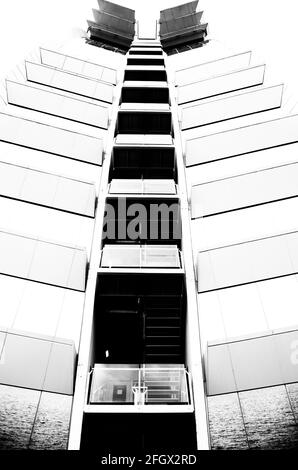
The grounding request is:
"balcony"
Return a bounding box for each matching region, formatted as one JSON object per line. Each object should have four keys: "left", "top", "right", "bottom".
{"left": 116, "top": 110, "right": 172, "bottom": 135}
{"left": 127, "top": 57, "right": 165, "bottom": 66}
{"left": 109, "top": 146, "right": 177, "bottom": 181}
{"left": 124, "top": 68, "right": 167, "bottom": 82}
{"left": 89, "top": 365, "right": 190, "bottom": 406}
{"left": 93, "top": 273, "right": 186, "bottom": 364}
{"left": 100, "top": 245, "right": 181, "bottom": 269}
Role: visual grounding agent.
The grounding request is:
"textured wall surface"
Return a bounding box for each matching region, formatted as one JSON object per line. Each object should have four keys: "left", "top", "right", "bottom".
{"left": 208, "top": 383, "right": 298, "bottom": 449}
{"left": 0, "top": 384, "right": 72, "bottom": 450}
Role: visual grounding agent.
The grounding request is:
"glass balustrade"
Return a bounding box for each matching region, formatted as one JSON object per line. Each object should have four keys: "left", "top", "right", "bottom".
{"left": 89, "top": 365, "right": 190, "bottom": 405}
{"left": 100, "top": 245, "right": 181, "bottom": 268}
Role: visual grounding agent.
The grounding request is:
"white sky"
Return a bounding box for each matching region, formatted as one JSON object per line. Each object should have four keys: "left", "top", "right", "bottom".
{"left": 1, "top": 0, "right": 298, "bottom": 95}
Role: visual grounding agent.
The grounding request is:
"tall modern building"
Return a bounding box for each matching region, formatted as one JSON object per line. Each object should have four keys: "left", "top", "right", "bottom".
{"left": 0, "top": 0, "right": 298, "bottom": 451}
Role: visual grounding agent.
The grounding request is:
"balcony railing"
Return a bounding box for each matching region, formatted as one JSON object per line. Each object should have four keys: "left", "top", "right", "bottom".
{"left": 100, "top": 245, "right": 181, "bottom": 268}
{"left": 89, "top": 365, "right": 190, "bottom": 405}
{"left": 109, "top": 179, "right": 176, "bottom": 195}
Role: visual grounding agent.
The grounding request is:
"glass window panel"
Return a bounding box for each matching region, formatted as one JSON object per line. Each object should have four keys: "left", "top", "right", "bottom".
{"left": 0, "top": 230, "right": 86, "bottom": 290}
{"left": 40, "top": 48, "right": 117, "bottom": 85}
{"left": 6, "top": 81, "right": 109, "bottom": 129}
{"left": 55, "top": 291, "right": 85, "bottom": 351}
{"left": 0, "top": 384, "right": 40, "bottom": 450}
{"left": 29, "top": 392, "right": 72, "bottom": 450}
{"left": 12, "top": 282, "right": 64, "bottom": 337}
{"left": 182, "top": 85, "right": 283, "bottom": 130}
{"left": 28, "top": 240, "right": 87, "bottom": 291}
{"left": 54, "top": 177, "right": 96, "bottom": 217}
{"left": 197, "top": 292, "right": 226, "bottom": 345}
{"left": 198, "top": 232, "right": 298, "bottom": 292}
{"left": 0, "top": 162, "right": 96, "bottom": 216}
{"left": 0, "top": 113, "right": 103, "bottom": 165}
{"left": 0, "top": 275, "right": 26, "bottom": 330}
{"left": 175, "top": 51, "right": 252, "bottom": 86}
{"left": 207, "top": 329, "right": 298, "bottom": 394}
{"left": 257, "top": 276, "right": 298, "bottom": 331}
{"left": 0, "top": 162, "right": 26, "bottom": 195}
{"left": 20, "top": 169, "right": 59, "bottom": 206}
{"left": 43, "top": 341, "right": 76, "bottom": 395}
{"left": 0, "top": 331, "right": 5, "bottom": 357}
{"left": 192, "top": 162, "right": 298, "bottom": 218}
{"left": 0, "top": 231, "right": 36, "bottom": 279}
{"left": 179, "top": 65, "right": 265, "bottom": 104}
{"left": 0, "top": 198, "right": 93, "bottom": 257}
{"left": 26, "top": 61, "right": 114, "bottom": 103}
{"left": 0, "top": 140, "right": 100, "bottom": 181}
{"left": 207, "top": 393, "right": 248, "bottom": 450}
{"left": 0, "top": 332, "right": 51, "bottom": 390}
{"left": 206, "top": 343, "right": 237, "bottom": 395}
{"left": 229, "top": 335, "right": 283, "bottom": 391}
{"left": 217, "top": 284, "right": 268, "bottom": 338}
{"left": 186, "top": 114, "right": 298, "bottom": 167}
{"left": 239, "top": 386, "right": 298, "bottom": 449}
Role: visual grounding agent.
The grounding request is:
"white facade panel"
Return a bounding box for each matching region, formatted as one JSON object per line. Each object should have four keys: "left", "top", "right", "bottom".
{"left": 0, "top": 113, "right": 103, "bottom": 165}
{"left": 186, "top": 114, "right": 298, "bottom": 167}
{"left": 181, "top": 85, "right": 283, "bottom": 130}
{"left": 6, "top": 81, "right": 109, "bottom": 129}
{"left": 0, "top": 329, "right": 76, "bottom": 395}
{"left": 0, "top": 231, "right": 87, "bottom": 291}
{"left": 25, "top": 61, "right": 114, "bottom": 104}
{"left": 0, "top": 162, "right": 96, "bottom": 216}
{"left": 178, "top": 65, "right": 265, "bottom": 104}
{"left": 198, "top": 232, "right": 298, "bottom": 292}
{"left": 40, "top": 48, "right": 117, "bottom": 85}
{"left": 175, "top": 51, "right": 252, "bottom": 86}
{"left": 191, "top": 163, "right": 298, "bottom": 218}
{"left": 207, "top": 328, "right": 298, "bottom": 395}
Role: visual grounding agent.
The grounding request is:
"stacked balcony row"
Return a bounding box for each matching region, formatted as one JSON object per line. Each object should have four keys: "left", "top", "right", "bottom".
{"left": 80, "top": 40, "right": 196, "bottom": 451}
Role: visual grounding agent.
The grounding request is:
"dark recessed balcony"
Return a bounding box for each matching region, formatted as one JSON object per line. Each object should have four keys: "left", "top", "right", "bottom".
{"left": 124, "top": 69, "right": 167, "bottom": 81}
{"left": 116, "top": 111, "right": 172, "bottom": 134}
{"left": 109, "top": 146, "right": 177, "bottom": 181}
{"left": 129, "top": 50, "right": 163, "bottom": 55}
{"left": 121, "top": 86, "right": 169, "bottom": 104}
{"left": 92, "top": 273, "right": 186, "bottom": 364}
{"left": 127, "top": 58, "right": 165, "bottom": 66}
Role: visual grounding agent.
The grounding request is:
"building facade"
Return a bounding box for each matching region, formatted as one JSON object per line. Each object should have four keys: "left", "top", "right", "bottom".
{"left": 0, "top": 0, "right": 297, "bottom": 451}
